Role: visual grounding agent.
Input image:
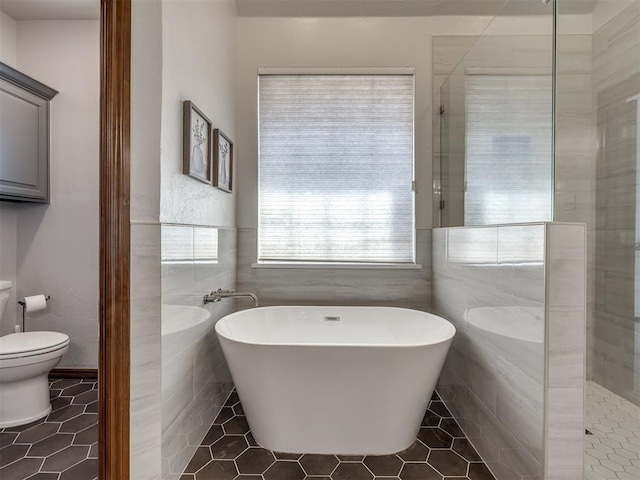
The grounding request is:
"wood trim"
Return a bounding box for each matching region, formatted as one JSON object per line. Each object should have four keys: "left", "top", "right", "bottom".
{"left": 50, "top": 368, "right": 99, "bottom": 379}
{"left": 100, "top": 1, "right": 131, "bottom": 479}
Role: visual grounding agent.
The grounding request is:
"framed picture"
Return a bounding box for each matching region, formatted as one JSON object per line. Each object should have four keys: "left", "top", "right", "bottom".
{"left": 213, "top": 129, "right": 233, "bottom": 193}
{"left": 183, "top": 101, "right": 213, "bottom": 184}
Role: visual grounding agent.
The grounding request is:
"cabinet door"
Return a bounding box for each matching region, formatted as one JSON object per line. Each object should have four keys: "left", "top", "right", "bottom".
{"left": 0, "top": 79, "right": 49, "bottom": 202}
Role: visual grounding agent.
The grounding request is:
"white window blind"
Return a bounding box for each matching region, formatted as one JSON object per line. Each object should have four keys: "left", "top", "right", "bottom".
{"left": 258, "top": 73, "right": 415, "bottom": 264}
{"left": 464, "top": 74, "right": 553, "bottom": 226}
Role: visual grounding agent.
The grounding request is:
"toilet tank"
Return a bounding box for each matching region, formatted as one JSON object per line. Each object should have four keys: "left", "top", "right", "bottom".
{"left": 0, "top": 281, "right": 12, "bottom": 326}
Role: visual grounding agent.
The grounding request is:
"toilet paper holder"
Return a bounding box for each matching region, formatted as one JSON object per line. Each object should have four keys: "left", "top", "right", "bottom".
{"left": 17, "top": 295, "right": 51, "bottom": 333}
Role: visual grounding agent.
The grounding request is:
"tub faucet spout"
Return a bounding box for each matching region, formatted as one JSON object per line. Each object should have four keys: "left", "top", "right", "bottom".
{"left": 204, "top": 288, "right": 259, "bottom": 307}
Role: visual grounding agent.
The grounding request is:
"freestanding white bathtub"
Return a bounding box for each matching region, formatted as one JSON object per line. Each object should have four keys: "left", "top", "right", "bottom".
{"left": 215, "top": 306, "right": 456, "bottom": 455}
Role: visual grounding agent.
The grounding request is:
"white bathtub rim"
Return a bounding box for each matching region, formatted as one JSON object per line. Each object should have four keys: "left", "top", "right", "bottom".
{"left": 215, "top": 305, "right": 456, "bottom": 349}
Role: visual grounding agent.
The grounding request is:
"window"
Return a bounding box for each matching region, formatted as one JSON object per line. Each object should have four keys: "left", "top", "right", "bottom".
{"left": 464, "top": 74, "right": 553, "bottom": 226}
{"left": 258, "top": 70, "right": 415, "bottom": 264}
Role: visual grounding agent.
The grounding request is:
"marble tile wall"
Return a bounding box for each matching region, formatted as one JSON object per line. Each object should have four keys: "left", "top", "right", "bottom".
{"left": 130, "top": 223, "right": 163, "bottom": 480}
{"left": 590, "top": 0, "right": 640, "bottom": 406}
{"left": 432, "top": 223, "right": 586, "bottom": 480}
{"left": 236, "top": 228, "right": 431, "bottom": 311}
{"left": 554, "top": 29, "right": 597, "bottom": 384}
{"left": 161, "top": 225, "right": 237, "bottom": 480}
{"left": 433, "top": 224, "right": 546, "bottom": 480}
{"left": 545, "top": 223, "right": 586, "bottom": 480}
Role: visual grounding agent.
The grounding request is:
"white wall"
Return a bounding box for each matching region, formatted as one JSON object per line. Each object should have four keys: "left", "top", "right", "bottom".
{"left": 236, "top": 16, "right": 491, "bottom": 230}
{"left": 13, "top": 20, "right": 100, "bottom": 367}
{"left": 160, "top": 0, "right": 237, "bottom": 228}
{"left": 0, "top": 10, "right": 18, "bottom": 335}
{"left": 0, "top": 10, "right": 17, "bottom": 67}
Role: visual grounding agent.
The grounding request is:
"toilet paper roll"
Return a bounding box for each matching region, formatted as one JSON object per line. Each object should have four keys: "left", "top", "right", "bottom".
{"left": 23, "top": 294, "right": 48, "bottom": 313}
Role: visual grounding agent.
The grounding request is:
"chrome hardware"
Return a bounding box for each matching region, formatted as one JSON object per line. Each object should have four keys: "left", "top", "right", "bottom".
{"left": 324, "top": 316, "right": 341, "bottom": 322}
{"left": 204, "top": 288, "right": 259, "bottom": 307}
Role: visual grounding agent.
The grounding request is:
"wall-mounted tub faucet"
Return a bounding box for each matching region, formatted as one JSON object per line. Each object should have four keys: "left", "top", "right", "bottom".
{"left": 204, "top": 288, "right": 259, "bottom": 307}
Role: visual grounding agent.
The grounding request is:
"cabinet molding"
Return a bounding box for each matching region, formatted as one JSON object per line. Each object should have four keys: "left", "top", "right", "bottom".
{"left": 0, "top": 62, "right": 58, "bottom": 203}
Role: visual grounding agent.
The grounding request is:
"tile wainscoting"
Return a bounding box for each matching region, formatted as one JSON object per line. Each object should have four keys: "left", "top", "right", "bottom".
{"left": 161, "top": 225, "right": 237, "bottom": 480}
{"left": 236, "top": 228, "right": 432, "bottom": 310}
{"left": 432, "top": 223, "right": 586, "bottom": 480}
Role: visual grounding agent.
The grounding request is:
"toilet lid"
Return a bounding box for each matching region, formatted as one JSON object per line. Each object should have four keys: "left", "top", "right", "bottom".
{"left": 0, "top": 331, "right": 70, "bottom": 357}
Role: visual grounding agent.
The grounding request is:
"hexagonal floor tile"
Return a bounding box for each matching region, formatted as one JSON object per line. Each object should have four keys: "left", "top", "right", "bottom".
{"left": 61, "top": 383, "right": 93, "bottom": 397}
{"left": 331, "top": 463, "right": 373, "bottom": 480}
{"left": 57, "top": 459, "right": 98, "bottom": 480}
{"left": 452, "top": 438, "right": 482, "bottom": 462}
{"left": 274, "top": 451, "right": 302, "bottom": 460}
{"left": 28, "top": 433, "right": 74, "bottom": 457}
{"left": 59, "top": 413, "right": 97, "bottom": 433}
{"left": 399, "top": 463, "right": 442, "bottom": 480}
{"left": 422, "top": 409, "right": 441, "bottom": 427}
{"left": 417, "top": 427, "right": 453, "bottom": 449}
{"left": 184, "top": 447, "right": 212, "bottom": 473}
{"left": 299, "top": 454, "right": 339, "bottom": 476}
{"left": 0, "top": 457, "right": 43, "bottom": 478}
{"left": 195, "top": 460, "right": 238, "bottom": 480}
{"left": 47, "top": 405, "right": 85, "bottom": 423}
{"left": 427, "top": 450, "right": 468, "bottom": 476}
{"left": 41, "top": 445, "right": 89, "bottom": 472}
{"left": 363, "top": 454, "right": 403, "bottom": 477}
{"left": 213, "top": 407, "right": 234, "bottom": 425}
{"left": 397, "top": 441, "right": 430, "bottom": 462}
{"left": 468, "top": 462, "right": 495, "bottom": 480}
{"left": 264, "top": 460, "right": 306, "bottom": 480}
{"left": 223, "top": 416, "right": 250, "bottom": 434}
{"left": 211, "top": 435, "right": 248, "bottom": 459}
{"left": 0, "top": 444, "right": 30, "bottom": 468}
{"left": 439, "top": 418, "right": 464, "bottom": 437}
{"left": 72, "top": 389, "right": 98, "bottom": 405}
{"left": 0, "top": 432, "right": 18, "bottom": 449}
{"left": 16, "top": 423, "right": 59, "bottom": 444}
{"left": 202, "top": 425, "right": 224, "bottom": 445}
{"left": 236, "top": 447, "right": 275, "bottom": 474}
{"left": 73, "top": 424, "right": 98, "bottom": 446}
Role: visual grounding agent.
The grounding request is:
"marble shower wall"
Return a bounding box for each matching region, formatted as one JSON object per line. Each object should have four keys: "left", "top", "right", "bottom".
{"left": 161, "top": 225, "right": 237, "bottom": 480}
{"left": 590, "top": 0, "right": 640, "bottom": 406}
{"left": 236, "top": 228, "right": 431, "bottom": 310}
{"left": 432, "top": 223, "right": 586, "bottom": 480}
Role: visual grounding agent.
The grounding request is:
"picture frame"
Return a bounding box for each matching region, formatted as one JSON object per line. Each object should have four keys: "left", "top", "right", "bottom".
{"left": 213, "top": 129, "right": 233, "bottom": 193}
{"left": 183, "top": 101, "right": 213, "bottom": 184}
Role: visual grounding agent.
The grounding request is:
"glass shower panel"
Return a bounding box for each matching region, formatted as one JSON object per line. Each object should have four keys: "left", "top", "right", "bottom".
{"left": 556, "top": 0, "right": 640, "bottom": 478}
{"left": 436, "top": 0, "right": 555, "bottom": 227}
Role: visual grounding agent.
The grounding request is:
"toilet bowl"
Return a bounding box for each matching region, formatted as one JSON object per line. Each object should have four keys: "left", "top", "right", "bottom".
{"left": 0, "top": 282, "right": 70, "bottom": 428}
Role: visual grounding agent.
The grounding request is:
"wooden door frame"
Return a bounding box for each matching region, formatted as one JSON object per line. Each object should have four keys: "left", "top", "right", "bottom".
{"left": 99, "top": 0, "right": 131, "bottom": 479}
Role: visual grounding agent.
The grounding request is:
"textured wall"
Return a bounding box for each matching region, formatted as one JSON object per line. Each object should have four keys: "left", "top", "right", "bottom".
{"left": 160, "top": 0, "right": 237, "bottom": 228}
{"left": 12, "top": 20, "right": 100, "bottom": 367}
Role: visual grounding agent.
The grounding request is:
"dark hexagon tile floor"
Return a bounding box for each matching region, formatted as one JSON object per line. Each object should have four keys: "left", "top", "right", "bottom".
{"left": 180, "top": 390, "right": 497, "bottom": 480}
{"left": 0, "top": 378, "right": 98, "bottom": 480}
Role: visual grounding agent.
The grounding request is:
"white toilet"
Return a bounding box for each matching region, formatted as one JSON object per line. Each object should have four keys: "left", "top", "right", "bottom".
{"left": 0, "top": 281, "right": 70, "bottom": 428}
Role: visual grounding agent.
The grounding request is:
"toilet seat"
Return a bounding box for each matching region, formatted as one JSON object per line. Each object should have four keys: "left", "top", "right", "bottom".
{"left": 0, "top": 332, "right": 70, "bottom": 360}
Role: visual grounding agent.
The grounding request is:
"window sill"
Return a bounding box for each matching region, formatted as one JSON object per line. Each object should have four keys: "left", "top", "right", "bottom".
{"left": 251, "top": 262, "right": 423, "bottom": 270}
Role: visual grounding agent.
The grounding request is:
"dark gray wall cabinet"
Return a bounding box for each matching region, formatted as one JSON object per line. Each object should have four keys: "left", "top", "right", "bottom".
{"left": 0, "top": 62, "right": 58, "bottom": 203}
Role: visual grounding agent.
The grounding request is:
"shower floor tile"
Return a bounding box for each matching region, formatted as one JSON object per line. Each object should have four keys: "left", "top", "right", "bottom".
{"left": 0, "top": 378, "right": 98, "bottom": 480}
{"left": 584, "top": 381, "right": 640, "bottom": 480}
{"left": 181, "top": 390, "right": 496, "bottom": 480}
